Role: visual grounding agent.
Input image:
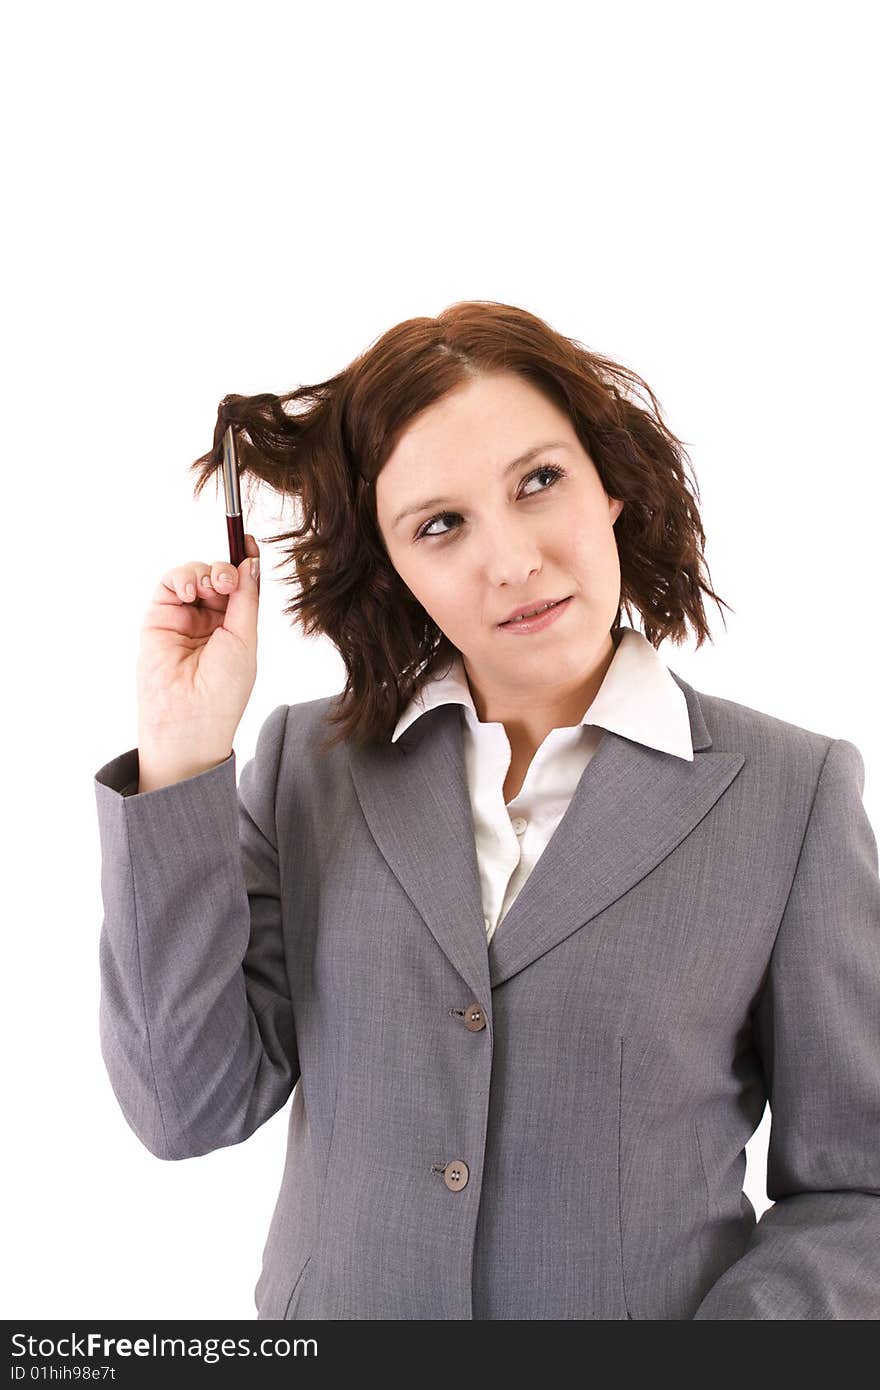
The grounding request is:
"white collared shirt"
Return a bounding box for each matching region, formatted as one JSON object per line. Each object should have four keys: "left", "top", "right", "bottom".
{"left": 391, "top": 627, "right": 694, "bottom": 945}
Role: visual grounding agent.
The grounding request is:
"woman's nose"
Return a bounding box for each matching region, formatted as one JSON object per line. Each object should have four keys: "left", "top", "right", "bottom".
{"left": 481, "top": 528, "right": 543, "bottom": 587}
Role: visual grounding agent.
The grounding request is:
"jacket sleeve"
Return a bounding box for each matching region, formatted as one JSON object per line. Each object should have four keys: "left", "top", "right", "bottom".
{"left": 93, "top": 702, "right": 298, "bottom": 1161}
{"left": 693, "top": 736, "right": 880, "bottom": 1318}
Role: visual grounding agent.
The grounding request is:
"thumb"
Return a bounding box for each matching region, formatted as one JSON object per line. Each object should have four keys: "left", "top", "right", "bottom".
{"left": 222, "top": 546, "right": 260, "bottom": 647}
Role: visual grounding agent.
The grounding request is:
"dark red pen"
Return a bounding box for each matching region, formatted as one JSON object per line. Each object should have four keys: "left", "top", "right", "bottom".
{"left": 221, "top": 424, "right": 246, "bottom": 567}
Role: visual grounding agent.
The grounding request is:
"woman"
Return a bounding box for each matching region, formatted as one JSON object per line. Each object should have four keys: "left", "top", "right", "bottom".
{"left": 93, "top": 301, "right": 880, "bottom": 1319}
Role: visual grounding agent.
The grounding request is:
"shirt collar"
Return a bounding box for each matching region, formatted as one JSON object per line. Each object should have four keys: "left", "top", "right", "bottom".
{"left": 390, "top": 626, "right": 694, "bottom": 761}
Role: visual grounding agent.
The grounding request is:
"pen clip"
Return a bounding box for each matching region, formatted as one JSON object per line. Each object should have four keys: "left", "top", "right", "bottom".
{"left": 221, "top": 423, "right": 242, "bottom": 516}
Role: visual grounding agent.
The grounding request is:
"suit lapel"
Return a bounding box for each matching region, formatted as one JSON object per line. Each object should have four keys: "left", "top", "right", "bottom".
{"left": 348, "top": 700, "right": 494, "bottom": 1010}
{"left": 348, "top": 669, "right": 745, "bottom": 1006}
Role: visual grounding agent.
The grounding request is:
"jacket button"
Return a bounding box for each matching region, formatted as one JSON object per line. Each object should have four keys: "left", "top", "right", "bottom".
{"left": 463, "top": 1002, "right": 486, "bottom": 1031}
{"left": 444, "top": 1160, "right": 469, "bottom": 1191}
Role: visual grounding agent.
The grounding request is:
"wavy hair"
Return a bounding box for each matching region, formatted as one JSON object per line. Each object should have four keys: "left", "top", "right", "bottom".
{"left": 189, "top": 300, "right": 732, "bottom": 752}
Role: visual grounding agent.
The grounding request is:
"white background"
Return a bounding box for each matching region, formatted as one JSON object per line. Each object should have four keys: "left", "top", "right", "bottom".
{"left": 3, "top": 0, "right": 877, "bottom": 1320}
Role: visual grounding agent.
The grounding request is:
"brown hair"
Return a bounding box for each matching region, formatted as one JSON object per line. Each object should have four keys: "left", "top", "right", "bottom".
{"left": 189, "top": 300, "right": 732, "bottom": 752}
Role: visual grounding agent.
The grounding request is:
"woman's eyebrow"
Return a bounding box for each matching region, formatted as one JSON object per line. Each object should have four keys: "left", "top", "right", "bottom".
{"left": 391, "top": 441, "right": 571, "bottom": 528}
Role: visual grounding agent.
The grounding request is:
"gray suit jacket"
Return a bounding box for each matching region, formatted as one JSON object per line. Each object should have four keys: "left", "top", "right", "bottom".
{"left": 93, "top": 668, "right": 880, "bottom": 1319}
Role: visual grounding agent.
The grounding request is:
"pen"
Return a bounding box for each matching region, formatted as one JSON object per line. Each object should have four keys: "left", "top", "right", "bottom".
{"left": 221, "top": 423, "right": 246, "bottom": 567}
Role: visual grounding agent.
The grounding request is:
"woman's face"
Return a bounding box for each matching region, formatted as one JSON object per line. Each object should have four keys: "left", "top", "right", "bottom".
{"left": 374, "top": 371, "right": 624, "bottom": 711}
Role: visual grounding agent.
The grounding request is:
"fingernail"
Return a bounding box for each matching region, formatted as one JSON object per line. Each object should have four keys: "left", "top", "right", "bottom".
{"left": 250, "top": 559, "right": 260, "bottom": 580}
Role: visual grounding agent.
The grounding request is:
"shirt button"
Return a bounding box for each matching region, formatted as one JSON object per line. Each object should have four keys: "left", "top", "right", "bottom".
{"left": 510, "top": 816, "right": 527, "bottom": 835}
{"left": 484, "top": 915, "right": 492, "bottom": 934}
{"left": 444, "top": 1160, "right": 470, "bottom": 1191}
{"left": 462, "top": 1002, "right": 486, "bottom": 1031}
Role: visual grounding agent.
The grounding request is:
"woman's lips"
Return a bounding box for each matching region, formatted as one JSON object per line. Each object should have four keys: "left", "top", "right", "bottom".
{"left": 497, "top": 595, "right": 573, "bottom": 633}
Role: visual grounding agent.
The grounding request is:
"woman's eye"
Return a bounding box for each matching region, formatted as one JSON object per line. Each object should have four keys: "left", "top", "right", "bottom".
{"left": 414, "top": 464, "right": 566, "bottom": 541}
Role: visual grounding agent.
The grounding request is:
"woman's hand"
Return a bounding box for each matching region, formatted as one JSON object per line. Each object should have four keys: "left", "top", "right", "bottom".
{"left": 136, "top": 533, "right": 262, "bottom": 775}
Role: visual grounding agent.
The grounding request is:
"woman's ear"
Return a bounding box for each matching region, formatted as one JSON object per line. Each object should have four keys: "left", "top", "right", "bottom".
{"left": 609, "top": 497, "right": 624, "bottom": 524}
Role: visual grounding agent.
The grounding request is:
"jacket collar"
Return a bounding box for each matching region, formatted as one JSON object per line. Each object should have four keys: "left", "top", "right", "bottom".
{"left": 349, "top": 650, "right": 744, "bottom": 1010}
